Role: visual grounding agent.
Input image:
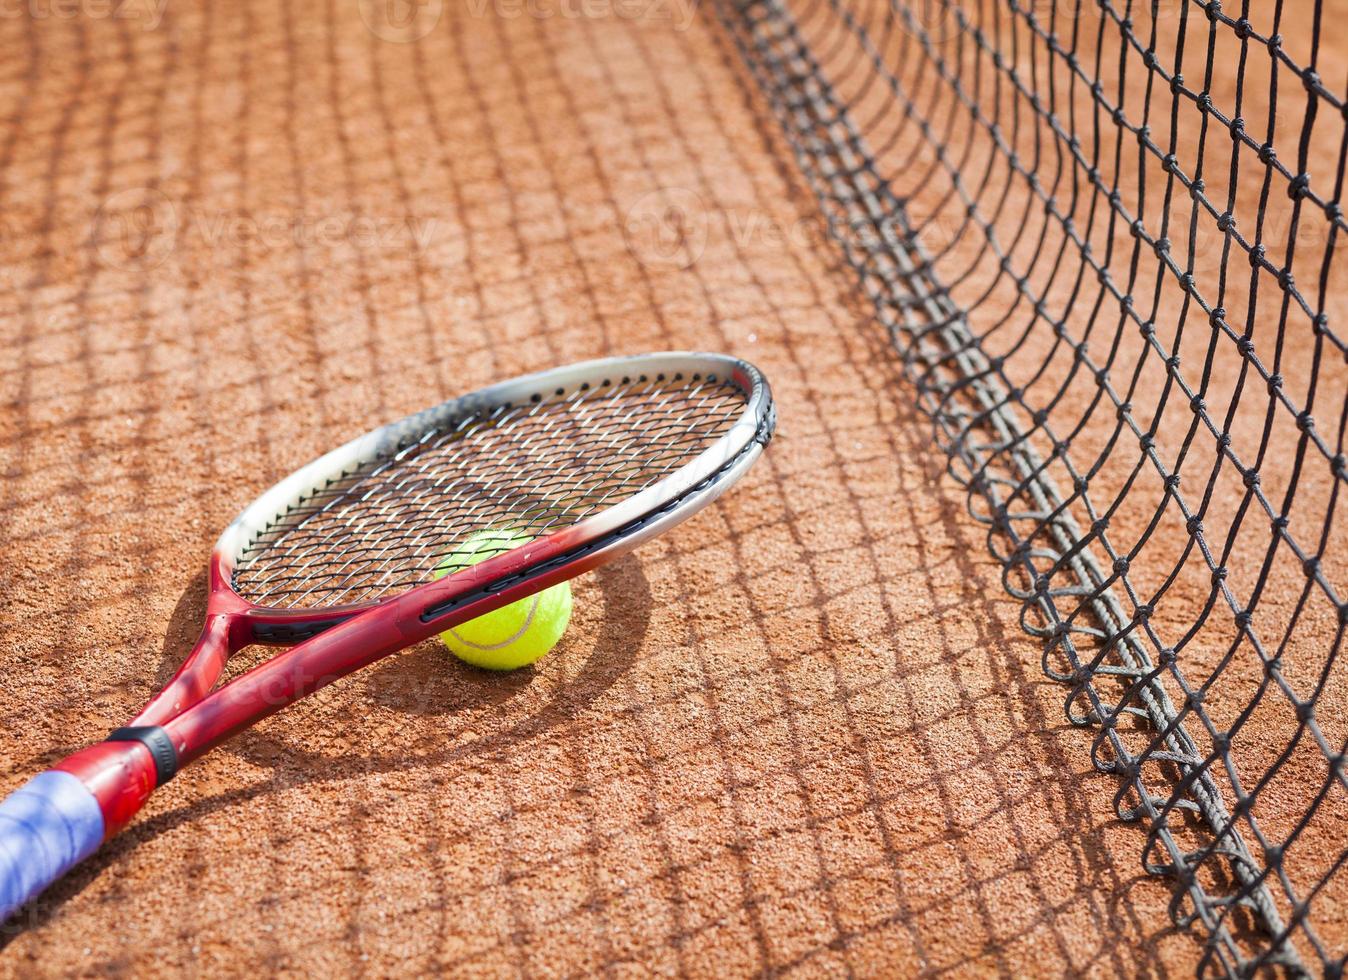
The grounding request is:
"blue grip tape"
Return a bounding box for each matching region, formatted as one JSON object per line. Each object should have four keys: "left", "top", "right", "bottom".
{"left": 0, "top": 771, "right": 104, "bottom": 923}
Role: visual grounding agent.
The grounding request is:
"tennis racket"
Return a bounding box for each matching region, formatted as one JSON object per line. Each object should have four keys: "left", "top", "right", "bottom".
{"left": 0, "top": 351, "right": 774, "bottom": 922}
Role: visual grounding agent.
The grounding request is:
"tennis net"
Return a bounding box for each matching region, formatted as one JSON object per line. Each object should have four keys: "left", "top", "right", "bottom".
{"left": 716, "top": 0, "right": 1348, "bottom": 974}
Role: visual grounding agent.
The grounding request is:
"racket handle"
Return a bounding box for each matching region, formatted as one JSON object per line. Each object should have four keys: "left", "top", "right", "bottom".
{"left": 0, "top": 771, "right": 104, "bottom": 923}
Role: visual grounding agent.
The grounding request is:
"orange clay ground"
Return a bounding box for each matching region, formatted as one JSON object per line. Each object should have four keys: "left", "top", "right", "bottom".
{"left": 0, "top": 1, "right": 1217, "bottom": 975}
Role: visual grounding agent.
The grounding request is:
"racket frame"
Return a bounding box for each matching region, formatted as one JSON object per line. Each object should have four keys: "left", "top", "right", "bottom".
{"left": 51, "top": 352, "right": 773, "bottom": 837}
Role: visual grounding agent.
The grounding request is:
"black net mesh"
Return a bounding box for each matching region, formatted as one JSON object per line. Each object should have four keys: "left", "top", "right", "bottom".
{"left": 717, "top": 0, "right": 1348, "bottom": 974}
{"left": 232, "top": 371, "right": 746, "bottom": 609}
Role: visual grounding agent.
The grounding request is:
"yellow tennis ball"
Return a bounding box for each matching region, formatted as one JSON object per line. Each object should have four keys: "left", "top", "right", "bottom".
{"left": 433, "top": 529, "right": 572, "bottom": 671}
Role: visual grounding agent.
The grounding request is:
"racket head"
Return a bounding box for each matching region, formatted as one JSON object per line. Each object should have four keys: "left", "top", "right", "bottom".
{"left": 89, "top": 351, "right": 772, "bottom": 828}
{"left": 208, "top": 352, "right": 773, "bottom": 641}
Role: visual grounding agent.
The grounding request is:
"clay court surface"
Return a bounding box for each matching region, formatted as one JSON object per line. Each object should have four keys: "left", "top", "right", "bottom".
{"left": 0, "top": 0, "right": 1337, "bottom": 976}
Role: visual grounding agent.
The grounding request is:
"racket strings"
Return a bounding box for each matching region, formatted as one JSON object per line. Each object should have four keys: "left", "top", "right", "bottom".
{"left": 231, "top": 373, "right": 745, "bottom": 608}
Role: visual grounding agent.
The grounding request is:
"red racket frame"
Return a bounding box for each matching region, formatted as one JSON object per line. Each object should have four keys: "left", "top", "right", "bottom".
{"left": 45, "top": 354, "right": 772, "bottom": 840}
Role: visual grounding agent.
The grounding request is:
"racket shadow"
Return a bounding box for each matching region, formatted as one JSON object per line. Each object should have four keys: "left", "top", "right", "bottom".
{"left": 0, "top": 554, "right": 650, "bottom": 943}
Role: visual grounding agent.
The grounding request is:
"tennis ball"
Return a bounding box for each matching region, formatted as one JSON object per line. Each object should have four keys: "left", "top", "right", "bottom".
{"left": 433, "top": 529, "right": 572, "bottom": 671}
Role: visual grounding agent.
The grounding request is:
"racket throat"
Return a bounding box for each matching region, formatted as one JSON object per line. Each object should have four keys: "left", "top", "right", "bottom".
{"left": 130, "top": 613, "right": 240, "bottom": 728}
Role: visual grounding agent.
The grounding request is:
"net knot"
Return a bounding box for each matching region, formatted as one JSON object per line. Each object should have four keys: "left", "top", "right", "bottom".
{"left": 1289, "top": 172, "right": 1312, "bottom": 199}
{"left": 1264, "top": 845, "right": 1284, "bottom": 870}
{"left": 1297, "top": 410, "right": 1315, "bottom": 433}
